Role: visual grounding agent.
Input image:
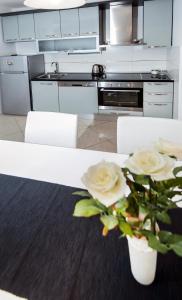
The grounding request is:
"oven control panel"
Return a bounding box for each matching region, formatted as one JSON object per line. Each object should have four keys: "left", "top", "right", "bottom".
{"left": 98, "top": 82, "right": 143, "bottom": 89}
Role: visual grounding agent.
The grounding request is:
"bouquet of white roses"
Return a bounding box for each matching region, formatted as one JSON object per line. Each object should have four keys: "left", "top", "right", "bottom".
{"left": 73, "top": 139, "right": 182, "bottom": 257}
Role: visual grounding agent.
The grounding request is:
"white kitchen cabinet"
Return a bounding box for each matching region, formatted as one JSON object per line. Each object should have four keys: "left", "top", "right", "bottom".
{"left": 61, "top": 9, "right": 79, "bottom": 37}
{"left": 2, "top": 16, "right": 19, "bottom": 42}
{"left": 144, "top": 0, "right": 172, "bottom": 47}
{"left": 18, "top": 14, "right": 35, "bottom": 41}
{"left": 143, "top": 82, "right": 173, "bottom": 118}
{"left": 32, "top": 81, "right": 59, "bottom": 112}
{"left": 59, "top": 83, "right": 98, "bottom": 114}
{"left": 79, "top": 6, "right": 99, "bottom": 36}
{"left": 34, "top": 11, "right": 61, "bottom": 39}
{"left": 144, "top": 102, "right": 173, "bottom": 118}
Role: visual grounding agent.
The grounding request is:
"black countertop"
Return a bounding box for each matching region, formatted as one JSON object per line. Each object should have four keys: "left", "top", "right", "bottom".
{"left": 32, "top": 72, "right": 173, "bottom": 82}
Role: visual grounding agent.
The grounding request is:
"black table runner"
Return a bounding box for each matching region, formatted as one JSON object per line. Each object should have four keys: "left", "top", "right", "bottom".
{"left": 0, "top": 174, "right": 181, "bottom": 300}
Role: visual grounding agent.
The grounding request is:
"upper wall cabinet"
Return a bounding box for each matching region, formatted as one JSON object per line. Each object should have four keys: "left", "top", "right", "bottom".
{"left": 18, "top": 14, "right": 35, "bottom": 41}
{"left": 34, "top": 11, "right": 61, "bottom": 39}
{"left": 61, "top": 9, "right": 79, "bottom": 37}
{"left": 2, "top": 16, "right": 19, "bottom": 42}
{"left": 79, "top": 6, "right": 99, "bottom": 36}
{"left": 144, "top": 0, "right": 172, "bottom": 47}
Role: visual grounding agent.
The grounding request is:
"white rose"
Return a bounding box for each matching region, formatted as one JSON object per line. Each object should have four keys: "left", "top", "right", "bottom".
{"left": 125, "top": 149, "right": 175, "bottom": 181}
{"left": 82, "top": 161, "right": 127, "bottom": 207}
{"left": 155, "top": 138, "right": 182, "bottom": 160}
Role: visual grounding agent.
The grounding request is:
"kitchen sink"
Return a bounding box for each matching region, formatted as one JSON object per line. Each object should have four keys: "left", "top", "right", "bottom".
{"left": 37, "top": 73, "right": 67, "bottom": 80}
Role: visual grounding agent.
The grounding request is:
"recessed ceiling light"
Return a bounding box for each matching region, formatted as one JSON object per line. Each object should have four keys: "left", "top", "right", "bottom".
{"left": 24, "top": 0, "right": 86, "bottom": 10}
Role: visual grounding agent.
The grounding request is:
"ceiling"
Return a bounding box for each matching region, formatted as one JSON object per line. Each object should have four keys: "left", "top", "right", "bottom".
{"left": 0, "top": 0, "right": 111, "bottom": 13}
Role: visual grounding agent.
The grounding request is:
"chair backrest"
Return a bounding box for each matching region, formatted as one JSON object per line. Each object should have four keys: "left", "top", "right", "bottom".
{"left": 0, "top": 289, "right": 27, "bottom": 299}
{"left": 25, "top": 111, "right": 78, "bottom": 148}
{"left": 117, "top": 117, "right": 182, "bottom": 154}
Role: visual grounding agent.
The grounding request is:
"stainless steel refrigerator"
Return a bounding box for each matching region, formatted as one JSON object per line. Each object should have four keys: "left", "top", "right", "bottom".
{"left": 0, "top": 55, "right": 45, "bottom": 115}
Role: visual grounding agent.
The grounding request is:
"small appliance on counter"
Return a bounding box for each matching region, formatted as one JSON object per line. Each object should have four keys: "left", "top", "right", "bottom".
{"left": 92, "top": 64, "right": 105, "bottom": 76}
{"left": 150, "top": 69, "right": 168, "bottom": 79}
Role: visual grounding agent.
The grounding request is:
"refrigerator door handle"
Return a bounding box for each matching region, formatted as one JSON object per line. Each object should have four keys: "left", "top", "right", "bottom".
{"left": 0, "top": 71, "right": 26, "bottom": 75}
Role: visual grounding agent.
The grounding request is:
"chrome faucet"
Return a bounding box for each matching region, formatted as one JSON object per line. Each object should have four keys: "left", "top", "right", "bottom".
{"left": 51, "top": 62, "right": 59, "bottom": 74}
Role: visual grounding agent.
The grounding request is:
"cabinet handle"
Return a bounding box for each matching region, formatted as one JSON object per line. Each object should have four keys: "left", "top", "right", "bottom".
{"left": 81, "top": 31, "right": 97, "bottom": 35}
{"left": 21, "top": 37, "right": 34, "bottom": 41}
{"left": 40, "top": 82, "right": 53, "bottom": 85}
{"left": 147, "top": 93, "right": 170, "bottom": 96}
{"left": 63, "top": 33, "right": 78, "bottom": 37}
{"left": 46, "top": 34, "right": 58, "bottom": 38}
{"left": 147, "top": 83, "right": 168, "bottom": 86}
{"left": 6, "top": 39, "right": 17, "bottom": 42}
{"left": 148, "top": 103, "right": 168, "bottom": 106}
{"left": 7, "top": 61, "right": 13, "bottom": 65}
{"left": 146, "top": 45, "right": 167, "bottom": 48}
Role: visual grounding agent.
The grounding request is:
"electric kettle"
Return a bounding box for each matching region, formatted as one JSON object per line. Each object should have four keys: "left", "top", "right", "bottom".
{"left": 92, "top": 64, "right": 105, "bottom": 75}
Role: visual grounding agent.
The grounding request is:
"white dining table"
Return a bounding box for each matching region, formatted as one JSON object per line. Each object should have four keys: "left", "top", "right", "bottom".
{"left": 0, "top": 140, "right": 181, "bottom": 208}
{"left": 0, "top": 140, "right": 127, "bottom": 188}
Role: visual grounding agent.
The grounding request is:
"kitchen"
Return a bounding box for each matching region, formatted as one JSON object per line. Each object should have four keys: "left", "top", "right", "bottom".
{"left": 0, "top": 1, "right": 182, "bottom": 299}
{"left": 0, "top": 0, "right": 181, "bottom": 151}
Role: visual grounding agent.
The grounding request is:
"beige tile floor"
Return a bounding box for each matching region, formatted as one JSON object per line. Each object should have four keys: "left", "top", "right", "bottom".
{"left": 0, "top": 113, "right": 117, "bottom": 153}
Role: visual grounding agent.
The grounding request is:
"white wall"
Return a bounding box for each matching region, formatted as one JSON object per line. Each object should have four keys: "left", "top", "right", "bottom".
{"left": 167, "top": 0, "right": 182, "bottom": 120}
{"left": 15, "top": 41, "right": 168, "bottom": 73}
{"left": 167, "top": 47, "right": 180, "bottom": 119}
{"left": 172, "top": 0, "right": 182, "bottom": 47}
{"left": 0, "top": 17, "right": 16, "bottom": 113}
{"left": 44, "top": 46, "right": 167, "bottom": 73}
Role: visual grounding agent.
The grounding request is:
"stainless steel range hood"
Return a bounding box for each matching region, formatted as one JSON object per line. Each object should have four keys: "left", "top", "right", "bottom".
{"left": 108, "top": 1, "right": 143, "bottom": 46}
{"left": 110, "top": 2, "right": 132, "bottom": 45}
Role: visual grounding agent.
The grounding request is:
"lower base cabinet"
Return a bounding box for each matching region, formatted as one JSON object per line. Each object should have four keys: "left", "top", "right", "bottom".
{"left": 59, "top": 86, "right": 98, "bottom": 114}
{"left": 143, "top": 82, "right": 173, "bottom": 119}
{"left": 144, "top": 102, "right": 173, "bottom": 118}
{"left": 31, "top": 81, "right": 59, "bottom": 112}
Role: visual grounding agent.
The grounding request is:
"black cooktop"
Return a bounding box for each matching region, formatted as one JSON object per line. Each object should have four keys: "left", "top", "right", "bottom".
{"left": 99, "top": 73, "right": 142, "bottom": 81}
{"left": 98, "top": 72, "right": 172, "bottom": 82}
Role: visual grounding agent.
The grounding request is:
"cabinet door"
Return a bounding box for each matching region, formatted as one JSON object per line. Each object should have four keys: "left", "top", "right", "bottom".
{"left": 61, "top": 9, "right": 79, "bottom": 37}
{"left": 32, "top": 81, "right": 59, "bottom": 112}
{"left": 144, "top": 0, "right": 172, "bottom": 47}
{"left": 1, "top": 73, "right": 31, "bottom": 115}
{"left": 18, "top": 14, "right": 35, "bottom": 41}
{"left": 79, "top": 6, "right": 99, "bottom": 36}
{"left": 34, "top": 12, "right": 61, "bottom": 39}
{"left": 59, "top": 86, "right": 98, "bottom": 114}
{"left": 144, "top": 102, "right": 173, "bottom": 118}
{"left": 2, "top": 16, "right": 19, "bottom": 42}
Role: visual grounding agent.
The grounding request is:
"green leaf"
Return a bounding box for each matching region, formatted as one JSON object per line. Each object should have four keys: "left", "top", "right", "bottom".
{"left": 115, "top": 198, "right": 128, "bottom": 214}
{"left": 148, "top": 235, "right": 169, "bottom": 254}
{"left": 158, "top": 231, "right": 173, "bottom": 244}
{"left": 159, "top": 231, "right": 182, "bottom": 244}
{"left": 164, "top": 177, "right": 182, "bottom": 188}
{"left": 100, "top": 215, "right": 118, "bottom": 230}
{"left": 170, "top": 241, "right": 182, "bottom": 257}
{"left": 73, "top": 199, "right": 102, "bottom": 217}
{"left": 133, "top": 175, "right": 149, "bottom": 185}
{"left": 72, "top": 191, "right": 91, "bottom": 197}
{"left": 126, "top": 194, "right": 139, "bottom": 217}
{"left": 119, "top": 221, "right": 133, "bottom": 237}
{"left": 173, "top": 166, "right": 182, "bottom": 177}
{"left": 156, "top": 211, "right": 171, "bottom": 224}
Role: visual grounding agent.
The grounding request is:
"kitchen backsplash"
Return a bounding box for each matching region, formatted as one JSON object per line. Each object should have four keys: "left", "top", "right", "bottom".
{"left": 44, "top": 46, "right": 167, "bottom": 73}
{"left": 15, "top": 41, "right": 168, "bottom": 74}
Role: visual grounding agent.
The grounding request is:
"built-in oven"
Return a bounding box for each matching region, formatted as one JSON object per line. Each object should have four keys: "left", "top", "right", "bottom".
{"left": 98, "top": 82, "right": 143, "bottom": 116}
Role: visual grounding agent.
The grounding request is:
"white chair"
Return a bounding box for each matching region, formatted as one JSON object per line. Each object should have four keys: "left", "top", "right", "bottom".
{"left": 25, "top": 111, "right": 78, "bottom": 148}
{"left": 117, "top": 116, "right": 182, "bottom": 154}
{"left": 0, "top": 289, "right": 27, "bottom": 299}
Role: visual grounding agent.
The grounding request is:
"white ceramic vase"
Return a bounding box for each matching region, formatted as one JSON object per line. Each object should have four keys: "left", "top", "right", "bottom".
{"left": 127, "top": 236, "right": 157, "bottom": 285}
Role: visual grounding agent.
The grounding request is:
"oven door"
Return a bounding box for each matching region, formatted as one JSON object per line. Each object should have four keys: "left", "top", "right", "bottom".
{"left": 98, "top": 88, "right": 143, "bottom": 114}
